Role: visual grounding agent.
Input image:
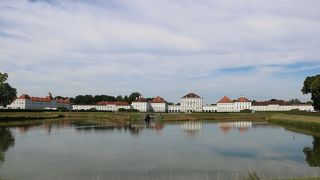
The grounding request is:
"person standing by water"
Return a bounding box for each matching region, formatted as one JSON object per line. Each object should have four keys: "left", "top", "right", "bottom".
{"left": 145, "top": 114, "right": 151, "bottom": 126}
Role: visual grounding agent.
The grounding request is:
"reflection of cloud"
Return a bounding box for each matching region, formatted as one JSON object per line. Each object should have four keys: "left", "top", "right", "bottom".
{"left": 219, "top": 150, "right": 258, "bottom": 159}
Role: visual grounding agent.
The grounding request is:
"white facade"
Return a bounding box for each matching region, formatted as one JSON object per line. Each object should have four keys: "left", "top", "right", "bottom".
{"left": 203, "top": 105, "right": 218, "bottom": 112}
{"left": 180, "top": 93, "right": 203, "bottom": 113}
{"left": 72, "top": 105, "right": 97, "bottom": 111}
{"left": 217, "top": 103, "right": 235, "bottom": 112}
{"left": 132, "top": 102, "right": 148, "bottom": 112}
{"left": 168, "top": 105, "right": 181, "bottom": 112}
{"left": 217, "top": 96, "right": 251, "bottom": 112}
{"left": 132, "top": 102, "right": 150, "bottom": 112}
{"left": 150, "top": 103, "right": 167, "bottom": 112}
{"left": 116, "top": 104, "right": 132, "bottom": 110}
{"left": 234, "top": 102, "right": 251, "bottom": 111}
{"left": 72, "top": 102, "right": 132, "bottom": 111}
{"left": 251, "top": 104, "right": 314, "bottom": 112}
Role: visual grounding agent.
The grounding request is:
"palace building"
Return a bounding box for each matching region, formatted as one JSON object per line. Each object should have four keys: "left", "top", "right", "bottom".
{"left": 7, "top": 93, "right": 71, "bottom": 110}
{"left": 7, "top": 92, "right": 315, "bottom": 112}
{"left": 70, "top": 93, "right": 315, "bottom": 113}
{"left": 180, "top": 93, "right": 203, "bottom": 112}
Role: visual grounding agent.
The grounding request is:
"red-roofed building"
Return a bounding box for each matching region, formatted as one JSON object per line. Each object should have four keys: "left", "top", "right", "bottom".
{"left": 216, "top": 95, "right": 252, "bottom": 112}
{"left": 217, "top": 96, "right": 233, "bottom": 103}
{"left": 236, "top": 96, "right": 250, "bottom": 103}
{"left": 8, "top": 93, "right": 71, "bottom": 110}
{"left": 217, "top": 96, "right": 235, "bottom": 112}
{"left": 234, "top": 96, "right": 251, "bottom": 111}
{"left": 18, "top": 94, "right": 31, "bottom": 100}
{"left": 150, "top": 96, "right": 167, "bottom": 112}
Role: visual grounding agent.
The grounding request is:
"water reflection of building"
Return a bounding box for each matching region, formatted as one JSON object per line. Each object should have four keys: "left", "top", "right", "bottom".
{"left": 180, "top": 121, "right": 203, "bottom": 135}
{"left": 149, "top": 122, "right": 164, "bottom": 133}
{"left": 218, "top": 121, "right": 269, "bottom": 135}
{"left": 218, "top": 121, "right": 251, "bottom": 134}
{"left": 129, "top": 121, "right": 165, "bottom": 135}
{"left": 15, "top": 121, "right": 73, "bottom": 135}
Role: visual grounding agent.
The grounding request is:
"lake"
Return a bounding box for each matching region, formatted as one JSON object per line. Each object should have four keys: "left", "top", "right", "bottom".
{"left": 0, "top": 119, "right": 319, "bottom": 180}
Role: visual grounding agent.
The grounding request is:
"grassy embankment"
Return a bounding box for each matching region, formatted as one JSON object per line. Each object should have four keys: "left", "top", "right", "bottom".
{"left": 268, "top": 113, "right": 320, "bottom": 136}
{"left": 0, "top": 111, "right": 148, "bottom": 126}
{"left": 243, "top": 172, "right": 320, "bottom": 180}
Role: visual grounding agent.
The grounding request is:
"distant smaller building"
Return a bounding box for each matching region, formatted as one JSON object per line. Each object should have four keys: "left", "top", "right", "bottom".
{"left": 251, "top": 100, "right": 314, "bottom": 112}
{"left": 72, "top": 101, "right": 131, "bottom": 111}
{"left": 72, "top": 105, "right": 97, "bottom": 111}
{"left": 203, "top": 105, "right": 217, "bottom": 112}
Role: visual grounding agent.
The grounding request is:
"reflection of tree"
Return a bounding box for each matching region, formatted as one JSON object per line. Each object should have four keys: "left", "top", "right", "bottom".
{"left": 0, "top": 128, "right": 15, "bottom": 162}
{"left": 303, "top": 136, "right": 320, "bottom": 167}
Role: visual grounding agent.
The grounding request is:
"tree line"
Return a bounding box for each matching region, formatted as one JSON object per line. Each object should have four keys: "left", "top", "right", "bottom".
{"left": 66, "top": 92, "right": 143, "bottom": 105}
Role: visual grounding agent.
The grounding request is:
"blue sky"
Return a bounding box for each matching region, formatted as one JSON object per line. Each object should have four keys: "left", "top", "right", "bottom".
{"left": 0, "top": 0, "right": 320, "bottom": 103}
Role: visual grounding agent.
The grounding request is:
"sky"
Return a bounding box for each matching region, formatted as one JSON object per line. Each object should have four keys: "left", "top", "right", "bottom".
{"left": 0, "top": 0, "right": 320, "bottom": 104}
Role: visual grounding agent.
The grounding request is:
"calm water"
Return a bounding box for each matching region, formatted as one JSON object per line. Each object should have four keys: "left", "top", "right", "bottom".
{"left": 0, "top": 120, "right": 319, "bottom": 180}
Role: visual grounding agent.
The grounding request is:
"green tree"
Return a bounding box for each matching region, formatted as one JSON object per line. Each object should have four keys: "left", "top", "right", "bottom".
{"left": 128, "top": 92, "right": 141, "bottom": 103}
{"left": 124, "top": 95, "right": 129, "bottom": 102}
{"left": 288, "top": 98, "right": 301, "bottom": 104}
{"left": 0, "top": 72, "right": 17, "bottom": 107}
{"left": 116, "top": 95, "right": 123, "bottom": 101}
{"left": 302, "top": 75, "right": 320, "bottom": 111}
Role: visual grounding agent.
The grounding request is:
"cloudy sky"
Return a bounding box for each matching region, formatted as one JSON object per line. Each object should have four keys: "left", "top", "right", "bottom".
{"left": 1, "top": 0, "right": 320, "bottom": 103}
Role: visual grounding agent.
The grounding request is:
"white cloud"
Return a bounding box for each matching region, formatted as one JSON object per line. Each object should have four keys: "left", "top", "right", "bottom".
{"left": 0, "top": 0, "right": 319, "bottom": 102}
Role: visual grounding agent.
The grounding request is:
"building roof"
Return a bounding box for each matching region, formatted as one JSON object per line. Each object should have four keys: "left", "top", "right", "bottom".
{"left": 96, "top": 101, "right": 116, "bottom": 105}
{"left": 150, "top": 96, "right": 166, "bottom": 103}
{"left": 236, "top": 96, "right": 250, "bottom": 102}
{"left": 182, "top": 93, "right": 201, "bottom": 98}
{"left": 96, "top": 101, "right": 130, "bottom": 106}
{"left": 252, "top": 100, "right": 290, "bottom": 106}
{"left": 17, "top": 93, "right": 70, "bottom": 104}
{"left": 133, "top": 96, "right": 148, "bottom": 102}
{"left": 18, "top": 94, "right": 31, "bottom": 99}
{"left": 56, "top": 98, "right": 71, "bottom": 104}
{"left": 217, "top": 96, "right": 233, "bottom": 103}
{"left": 115, "top": 102, "right": 130, "bottom": 106}
{"left": 30, "top": 97, "right": 51, "bottom": 102}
